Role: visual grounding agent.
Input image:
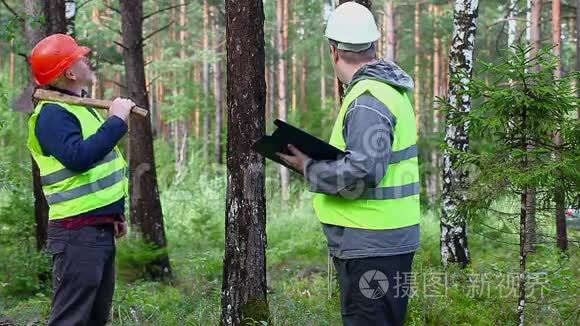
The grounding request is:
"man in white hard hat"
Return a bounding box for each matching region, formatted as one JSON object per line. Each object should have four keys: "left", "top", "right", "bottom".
{"left": 279, "top": 2, "right": 420, "bottom": 325}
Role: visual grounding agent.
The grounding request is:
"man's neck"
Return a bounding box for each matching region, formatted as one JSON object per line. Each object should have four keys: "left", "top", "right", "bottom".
{"left": 342, "top": 59, "right": 378, "bottom": 84}
{"left": 50, "top": 83, "right": 85, "bottom": 97}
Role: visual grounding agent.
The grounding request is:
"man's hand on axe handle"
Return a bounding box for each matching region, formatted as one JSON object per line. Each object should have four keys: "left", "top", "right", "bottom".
{"left": 108, "top": 98, "right": 136, "bottom": 123}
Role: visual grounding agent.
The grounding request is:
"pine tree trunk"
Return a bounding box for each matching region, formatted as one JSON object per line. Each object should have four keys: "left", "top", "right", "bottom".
{"left": 277, "top": 0, "right": 289, "bottom": 202}
{"left": 414, "top": 3, "right": 421, "bottom": 129}
{"left": 28, "top": 0, "right": 55, "bottom": 253}
{"left": 44, "top": 0, "right": 66, "bottom": 35}
{"left": 320, "top": 1, "right": 327, "bottom": 111}
{"left": 524, "top": 0, "right": 541, "bottom": 253}
{"left": 441, "top": 0, "right": 479, "bottom": 268}
{"left": 213, "top": 7, "right": 224, "bottom": 165}
{"left": 300, "top": 54, "right": 308, "bottom": 115}
{"left": 119, "top": 0, "right": 171, "bottom": 280}
{"left": 552, "top": 0, "right": 567, "bottom": 252}
{"left": 428, "top": 5, "right": 441, "bottom": 203}
{"left": 9, "top": 39, "right": 15, "bottom": 88}
{"left": 385, "top": 1, "right": 396, "bottom": 61}
{"left": 203, "top": 0, "right": 211, "bottom": 161}
{"left": 222, "top": 0, "right": 269, "bottom": 324}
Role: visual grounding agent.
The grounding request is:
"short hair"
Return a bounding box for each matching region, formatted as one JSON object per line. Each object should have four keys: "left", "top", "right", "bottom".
{"left": 329, "top": 40, "right": 377, "bottom": 64}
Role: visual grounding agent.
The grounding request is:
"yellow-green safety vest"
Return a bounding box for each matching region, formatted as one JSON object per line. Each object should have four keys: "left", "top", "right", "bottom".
{"left": 313, "top": 79, "right": 421, "bottom": 230}
{"left": 27, "top": 101, "right": 128, "bottom": 220}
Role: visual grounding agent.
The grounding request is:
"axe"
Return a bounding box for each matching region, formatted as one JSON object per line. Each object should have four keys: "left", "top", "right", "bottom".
{"left": 32, "top": 89, "right": 149, "bottom": 117}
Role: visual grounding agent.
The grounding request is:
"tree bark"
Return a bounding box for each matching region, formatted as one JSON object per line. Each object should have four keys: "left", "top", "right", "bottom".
{"left": 320, "top": 2, "right": 327, "bottom": 111}
{"left": 213, "top": 7, "right": 224, "bottom": 164}
{"left": 552, "top": 0, "right": 567, "bottom": 252}
{"left": 508, "top": 0, "right": 517, "bottom": 48}
{"left": 414, "top": 3, "right": 421, "bottom": 129}
{"left": 25, "top": 0, "right": 51, "bottom": 253}
{"left": 441, "top": 0, "right": 479, "bottom": 268}
{"left": 222, "top": 0, "right": 269, "bottom": 324}
{"left": 119, "top": 0, "right": 172, "bottom": 280}
{"left": 276, "top": 0, "right": 289, "bottom": 203}
{"left": 517, "top": 192, "right": 528, "bottom": 326}
{"left": 524, "top": 0, "right": 541, "bottom": 253}
{"left": 384, "top": 1, "right": 396, "bottom": 61}
{"left": 43, "top": 0, "right": 66, "bottom": 35}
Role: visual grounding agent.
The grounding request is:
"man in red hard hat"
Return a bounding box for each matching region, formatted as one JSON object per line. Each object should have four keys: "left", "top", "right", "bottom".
{"left": 28, "top": 33, "right": 134, "bottom": 325}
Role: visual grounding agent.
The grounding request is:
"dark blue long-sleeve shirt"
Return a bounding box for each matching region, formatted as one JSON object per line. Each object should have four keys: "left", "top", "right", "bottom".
{"left": 35, "top": 93, "right": 128, "bottom": 217}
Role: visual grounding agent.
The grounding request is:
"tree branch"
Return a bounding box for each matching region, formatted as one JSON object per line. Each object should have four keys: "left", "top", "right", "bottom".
{"left": 78, "top": 0, "right": 96, "bottom": 10}
{"left": 101, "top": 23, "right": 122, "bottom": 36}
{"left": 1, "top": 0, "right": 23, "bottom": 21}
{"left": 105, "top": 4, "right": 120, "bottom": 15}
{"left": 142, "top": 21, "right": 173, "bottom": 44}
{"left": 114, "top": 41, "right": 127, "bottom": 50}
{"left": 142, "top": 1, "right": 191, "bottom": 21}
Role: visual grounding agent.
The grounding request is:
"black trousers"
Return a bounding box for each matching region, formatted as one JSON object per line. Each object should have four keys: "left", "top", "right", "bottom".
{"left": 333, "top": 253, "right": 415, "bottom": 326}
{"left": 46, "top": 225, "right": 116, "bottom": 326}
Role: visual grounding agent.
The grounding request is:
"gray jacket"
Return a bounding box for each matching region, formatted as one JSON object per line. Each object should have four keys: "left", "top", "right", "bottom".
{"left": 305, "top": 59, "right": 420, "bottom": 259}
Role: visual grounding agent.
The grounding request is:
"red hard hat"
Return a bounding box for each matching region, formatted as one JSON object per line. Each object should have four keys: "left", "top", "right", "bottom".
{"left": 30, "top": 34, "right": 91, "bottom": 86}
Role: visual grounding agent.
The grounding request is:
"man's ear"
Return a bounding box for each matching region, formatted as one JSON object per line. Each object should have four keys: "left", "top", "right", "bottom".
{"left": 63, "top": 68, "right": 77, "bottom": 81}
{"left": 331, "top": 46, "right": 339, "bottom": 64}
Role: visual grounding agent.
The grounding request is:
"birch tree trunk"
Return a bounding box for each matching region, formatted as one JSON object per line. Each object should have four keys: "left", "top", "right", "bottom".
{"left": 119, "top": 0, "right": 171, "bottom": 280}
{"left": 277, "top": 0, "right": 289, "bottom": 202}
{"left": 441, "top": 0, "right": 479, "bottom": 267}
{"left": 508, "top": 0, "right": 517, "bottom": 48}
{"left": 222, "top": 0, "right": 269, "bottom": 323}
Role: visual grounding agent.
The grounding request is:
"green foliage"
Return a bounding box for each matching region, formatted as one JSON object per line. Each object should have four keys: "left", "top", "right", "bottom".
{"left": 116, "top": 238, "right": 170, "bottom": 282}
{"left": 441, "top": 44, "right": 579, "bottom": 219}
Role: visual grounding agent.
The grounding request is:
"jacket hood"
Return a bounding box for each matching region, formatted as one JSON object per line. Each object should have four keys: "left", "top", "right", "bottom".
{"left": 346, "top": 59, "right": 414, "bottom": 93}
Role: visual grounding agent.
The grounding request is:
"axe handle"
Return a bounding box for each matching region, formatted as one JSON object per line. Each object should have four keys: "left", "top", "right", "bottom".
{"left": 33, "top": 89, "right": 149, "bottom": 118}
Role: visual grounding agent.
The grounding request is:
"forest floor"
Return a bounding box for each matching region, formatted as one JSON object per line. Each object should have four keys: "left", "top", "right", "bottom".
{"left": 1, "top": 161, "right": 578, "bottom": 326}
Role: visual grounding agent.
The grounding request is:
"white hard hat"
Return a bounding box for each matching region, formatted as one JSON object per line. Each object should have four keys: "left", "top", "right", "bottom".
{"left": 325, "top": 2, "right": 380, "bottom": 51}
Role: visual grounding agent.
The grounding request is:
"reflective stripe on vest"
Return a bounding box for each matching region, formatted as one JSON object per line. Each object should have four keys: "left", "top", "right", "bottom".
{"left": 27, "top": 100, "right": 128, "bottom": 220}
{"left": 312, "top": 79, "right": 421, "bottom": 230}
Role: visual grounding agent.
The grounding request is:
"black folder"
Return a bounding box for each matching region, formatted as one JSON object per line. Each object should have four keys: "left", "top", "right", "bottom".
{"left": 252, "top": 119, "right": 345, "bottom": 173}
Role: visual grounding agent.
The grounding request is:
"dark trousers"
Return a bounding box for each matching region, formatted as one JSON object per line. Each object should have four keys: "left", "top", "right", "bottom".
{"left": 46, "top": 225, "right": 116, "bottom": 326}
{"left": 333, "top": 253, "right": 415, "bottom": 326}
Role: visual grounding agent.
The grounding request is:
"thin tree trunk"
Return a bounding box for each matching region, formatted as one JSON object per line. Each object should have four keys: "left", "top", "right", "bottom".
{"left": 213, "top": 6, "right": 223, "bottom": 164}
{"left": 203, "top": 0, "right": 211, "bottom": 161}
{"left": 119, "top": 0, "right": 171, "bottom": 280}
{"left": 524, "top": 0, "right": 540, "bottom": 253}
{"left": 414, "top": 3, "right": 421, "bottom": 129}
{"left": 508, "top": 0, "right": 517, "bottom": 48}
{"left": 222, "top": 0, "right": 269, "bottom": 323}
{"left": 277, "top": 0, "right": 289, "bottom": 202}
{"left": 27, "top": 0, "right": 52, "bottom": 253}
{"left": 441, "top": 0, "right": 479, "bottom": 268}
{"left": 300, "top": 54, "right": 308, "bottom": 114}
{"left": 385, "top": 1, "right": 396, "bottom": 61}
{"left": 428, "top": 4, "right": 441, "bottom": 203}
{"left": 9, "top": 39, "right": 14, "bottom": 88}
{"left": 320, "top": 1, "right": 327, "bottom": 111}
{"left": 552, "top": 0, "right": 567, "bottom": 251}
{"left": 517, "top": 192, "right": 528, "bottom": 326}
